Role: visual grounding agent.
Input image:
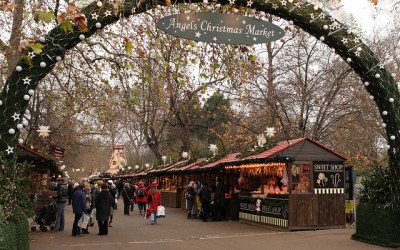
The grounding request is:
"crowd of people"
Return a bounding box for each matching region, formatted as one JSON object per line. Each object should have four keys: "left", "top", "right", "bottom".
{"left": 184, "top": 178, "right": 226, "bottom": 222}
{"left": 50, "top": 177, "right": 226, "bottom": 237}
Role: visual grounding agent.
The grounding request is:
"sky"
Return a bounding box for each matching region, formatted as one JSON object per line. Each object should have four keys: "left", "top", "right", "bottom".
{"left": 341, "top": 0, "right": 395, "bottom": 35}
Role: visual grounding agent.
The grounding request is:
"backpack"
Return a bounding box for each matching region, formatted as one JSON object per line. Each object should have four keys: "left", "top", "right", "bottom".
{"left": 137, "top": 187, "right": 145, "bottom": 198}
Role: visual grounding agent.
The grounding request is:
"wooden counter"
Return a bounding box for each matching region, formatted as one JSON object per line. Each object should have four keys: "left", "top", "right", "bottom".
{"left": 160, "top": 190, "right": 180, "bottom": 208}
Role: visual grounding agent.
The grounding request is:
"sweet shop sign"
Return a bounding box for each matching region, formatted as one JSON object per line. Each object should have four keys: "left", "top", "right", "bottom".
{"left": 156, "top": 13, "right": 285, "bottom": 45}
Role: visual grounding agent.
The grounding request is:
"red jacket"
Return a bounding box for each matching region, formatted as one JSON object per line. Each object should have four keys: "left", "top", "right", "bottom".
{"left": 135, "top": 184, "right": 148, "bottom": 203}
{"left": 148, "top": 190, "right": 162, "bottom": 213}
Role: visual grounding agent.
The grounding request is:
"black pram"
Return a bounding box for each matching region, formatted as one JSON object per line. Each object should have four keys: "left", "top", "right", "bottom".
{"left": 30, "top": 201, "right": 57, "bottom": 232}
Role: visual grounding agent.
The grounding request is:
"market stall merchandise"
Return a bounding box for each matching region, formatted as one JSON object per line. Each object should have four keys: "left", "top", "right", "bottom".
{"left": 225, "top": 138, "right": 347, "bottom": 230}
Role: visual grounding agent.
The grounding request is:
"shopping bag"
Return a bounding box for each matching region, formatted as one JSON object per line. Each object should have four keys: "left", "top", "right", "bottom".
{"left": 81, "top": 214, "right": 90, "bottom": 228}
{"left": 144, "top": 209, "right": 151, "bottom": 219}
{"left": 156, "top": 205, "right": 165, "bottom": 218}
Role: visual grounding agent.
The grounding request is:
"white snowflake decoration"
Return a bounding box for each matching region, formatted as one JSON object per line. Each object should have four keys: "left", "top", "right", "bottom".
{"left": 37, "top": 125, "right": 51, "bottom": 138}
{"left": 265, "top": 127, "right": 276, "bottom": 137}
{"left": 209, "top": 144, "right": 218, "bottom": 156}
{"left": 257, "top": 133, "right": 267, "bottom": 147}
{"left": 182, "top": 151, "right": 189, "bottom": 159}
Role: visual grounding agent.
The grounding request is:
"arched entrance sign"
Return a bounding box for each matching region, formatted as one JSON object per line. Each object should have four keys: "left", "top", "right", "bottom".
{"left": 0, "top": 0, "right": 398, "bottom": 208}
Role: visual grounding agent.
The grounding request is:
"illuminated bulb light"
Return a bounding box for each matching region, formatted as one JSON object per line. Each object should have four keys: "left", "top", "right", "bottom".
{"left": 382, "top": 111, "right": 388, "bottom": 115}
{"left": 313, "top": 5, "right": 318, "bottom": 10}
{"left": 386, "top": 144, "right": 391, "bottom": 149}
{"left": 28, "top": 89, "right": 34, "bottom": 95}
{"left": 289, "top": 20, "right": 293, "bottom": 25}
{"left": 0, "top": 100, "right": 2, "bottom": 106}
{"left": 391, "top": 73, "right": 396, "bottom": 78}
{"left": 389, "top": 98, "right": 394, "bottom": 102}
{"left": 40, "top": 62, "right": 46, "bottom": 67}
{"left": 25, "top": 109, "right": 30, "bottom": 114}
{"left": 288, "top": 0, "right": 293, "bottom": 2}
{"left": 323, "top": 25, "right": 329, "bottom": 30}
{"left": 375, "top": 73, "right": 380, "bottom": 78}
{"left": 18, "top": 138, "right": 24, "bottom": 144}
{"left": 232, "top": 8, "right": 239, "bottom": 13}
{"left": 369, "top": 95, "right": 374, "bottom": 100}
{"left": 347, "top": 29, "right": 352, "bottom": 34}
{"left": 203, "top": 0, "right": 208, "bottom": 4}
{"left": 357, "top": 47, "right": 362, "bottom": 52}
{"left": 16, "top": 66, "right": 22, "bottom": 72}
{"left": 24, "top": 95, "right": 30, "bottom": 100}
{"left": 95, "top": 22, "right": 101, "bottom": 28}
{"left": 346, "top": 58, "right": 352, "bottom": 63}
{"left": 39, "top": 37, "right": 46, "bottom": 43}
{"left": 17, "top": 124, "right": 23, "bottom": 130}
{"left": 216, "top": 4, "right": 221, "bottom": 8}
{"left": 206, "top": 5, "right": 212, "bottom": 10}
{"left": 319, "top": 36, "right": 325, "bottom": 41}
{"left": 390, "top": 135, "right": 396, "bottom": 140}
{"left": 56, "top": 56, "right": 62, "bottom": 61}
{"left": 97, "top": 1, "right": 103, "bottom": 7}
{"left": 79, "top": 34, "right": 85, "bottom": 40}
{"left": 9, "top": 128, "right": 15, "bottom": 134}
{"left": 364, "top": 81, "right": 369, "bottom": 86}
{"left": 259, "top": 11, "right": 266, "bottom": 17}
{"left": 382, "top": 123, "right": 386, "bottom": 128}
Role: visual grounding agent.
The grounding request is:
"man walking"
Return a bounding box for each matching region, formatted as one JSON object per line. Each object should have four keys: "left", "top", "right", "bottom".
{"left": 71, "top": 182, "right": 87, "bottom": 237}
{"left": 54, "top": 178, "right": 68, "bottom": 232}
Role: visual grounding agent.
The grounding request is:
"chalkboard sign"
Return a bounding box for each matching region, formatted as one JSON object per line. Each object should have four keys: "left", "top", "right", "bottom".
{"left": 313, "top": 162, "right": 344, "bottom": 189}
{"left": 260, "top": 198, "right": 288, "bottom": 219}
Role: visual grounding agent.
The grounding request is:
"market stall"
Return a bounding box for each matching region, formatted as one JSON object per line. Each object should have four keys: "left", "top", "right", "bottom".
{"left": 225, "top": 138, "right": 347, "bottom": 230}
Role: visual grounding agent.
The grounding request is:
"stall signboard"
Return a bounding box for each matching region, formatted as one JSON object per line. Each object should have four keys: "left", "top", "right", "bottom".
{"left": 260, "top": 198, "right": 289, "bottom": 219}
{"left": 313, "top": 162, "right": 345, "bottom": 189}
{"left": 156, "top": 13, "right": 285, "bottom": 45}
{"left": 50, "top": 145, "right": 65, "bottom": 158}
{"left": 239, "top": 200, "right": 259, "bottom": 215}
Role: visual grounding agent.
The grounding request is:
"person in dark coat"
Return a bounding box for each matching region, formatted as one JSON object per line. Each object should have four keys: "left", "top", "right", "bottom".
{"left": 95, "top": 183, "right": 114, "bottom": 236}
{"left": 71, "top": 182, "right": 87, "bottom": 237}
{"left": 54, "top": 178, "right": 68, "bottom": 231}
{"left": 214, "top": 178, "right": 226, "bottom": 221}
{"left": 185, "top": 181, "right": 196, "bottom": 219}
{"left": 121, "top": 182, "right": 134, "bottom": 216}
{"left": 199, "top": 182, "right": 212, "bottom": 222}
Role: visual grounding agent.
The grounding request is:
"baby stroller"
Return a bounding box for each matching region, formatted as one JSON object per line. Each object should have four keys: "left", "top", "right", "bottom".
{"left": 30, "top": 201, "right": 57, "bottom": 232}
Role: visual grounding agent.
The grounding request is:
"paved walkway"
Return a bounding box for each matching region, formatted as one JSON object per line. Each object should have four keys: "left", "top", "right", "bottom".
{"left": 29, "top": 199, "right": 389, "bottom": 250}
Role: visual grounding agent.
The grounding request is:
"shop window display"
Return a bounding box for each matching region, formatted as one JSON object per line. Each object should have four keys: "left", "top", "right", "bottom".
{"left": 291, "top": 163, "right": 311, "bottom": 193}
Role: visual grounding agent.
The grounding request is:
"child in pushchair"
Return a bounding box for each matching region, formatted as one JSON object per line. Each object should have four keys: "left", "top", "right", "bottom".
{"left": 30, "top": 201, "right": 57, "bottom": 232}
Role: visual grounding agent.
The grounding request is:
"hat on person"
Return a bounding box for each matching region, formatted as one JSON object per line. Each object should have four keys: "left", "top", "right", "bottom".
{"left": 107, "top": 180, "right": 113, "bottom": 184}
{"left": 151, "top": 181, "right": 158, "bottom": 187}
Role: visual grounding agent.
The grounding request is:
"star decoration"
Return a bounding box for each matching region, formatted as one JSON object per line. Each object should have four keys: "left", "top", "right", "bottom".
{"left": 104, "top": 10, "right": 112, "bottom": 16}
{"left": 341, "top": 38, "right": 348, "bottom": 44}
{"left": 195, "top": 32, "right": 201, "bottom": 37}
{"left": 11, "top": 113, "right": 20, "bottom": 121}
{"left": 265, "top": 127, "right": 276, "bottom": 137}
{"left": 272, "top": 3, "right": 278, "bottom": 9}
{"left": 28, "top": 51, "right": 35, "bottom": 58}
{"left": 6, "top": 146, "right": 13, "bottom": 155}
{"left": 253, "top": 37, "right": 257, "bottom": 41}
{"left": 319, "top": 13, "right": 326, "bottom": 19}
{"left": 378, "top": 63, "right": 384, "bottom": 69}
{"left": 247, "top": 0, "right": 253, "bottom": 7}
{"left": 131, "top": 7, "right": 136, "bottom": 13}
{"left": 354, "top": 51, "right": 361, "bottom": 57}
{"left": 22, "top": 77, "right": 31, "bottom": 85}
{"left": 229, "top": 0, "right": 235, "bottom": 4}
{"left": 310, "top": 14, "right": 315, "bottom": 19}
{"left": 280, "top": 0, "right": 287, "bottom": 6}
{"left": 353, "top": 37, "right": 361, "bottom": 43}
{"left": 91, "top": 13, "right": 99, "bottom": 20}
{"left": 108, "top": 0, "right": 114, "bottom": 3}
{"left": 242, "top": 20, "right": 246, "bottom": 24}
{"left": 213, "top": 37, "right": 217, "bottom": 41}
{"left": 37, "top": 125, "right": 51, "bottom": 138}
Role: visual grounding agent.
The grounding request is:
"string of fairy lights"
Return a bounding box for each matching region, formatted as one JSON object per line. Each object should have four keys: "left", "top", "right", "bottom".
{"left": 0, "top": 0, "right": 399, "bottom": 208}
